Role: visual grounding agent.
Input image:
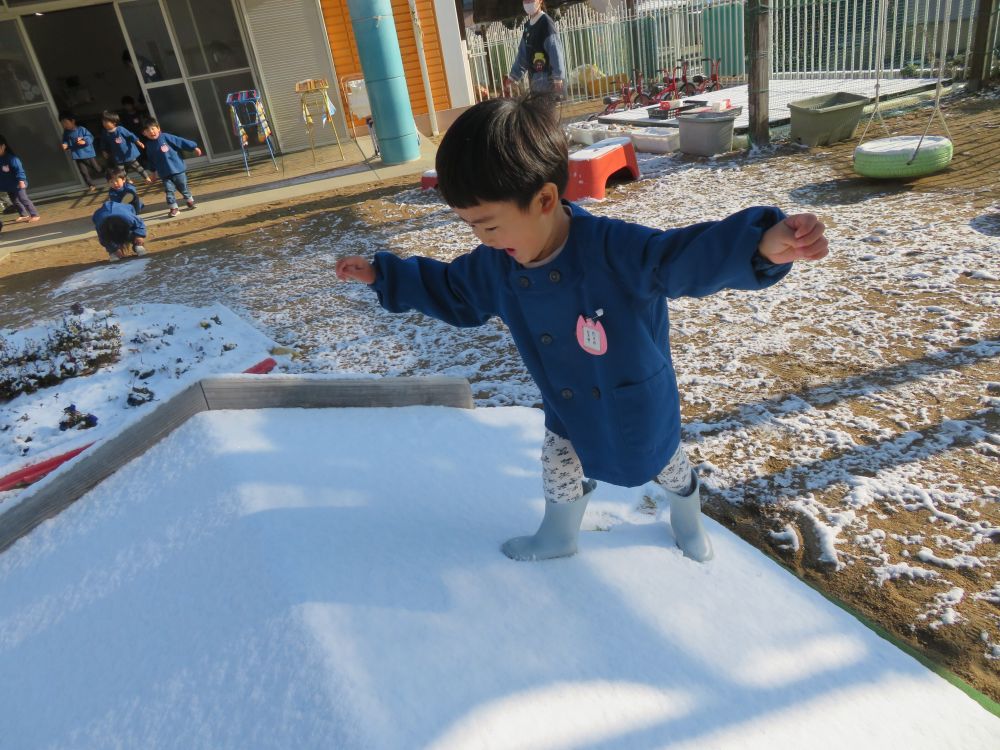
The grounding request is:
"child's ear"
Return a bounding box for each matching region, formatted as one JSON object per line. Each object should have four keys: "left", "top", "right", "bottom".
{"left": 537, "top": 182, "right": 560, "bottom": 214}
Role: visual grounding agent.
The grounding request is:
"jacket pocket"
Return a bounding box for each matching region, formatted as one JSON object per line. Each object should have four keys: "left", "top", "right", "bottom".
{"left": 613, "top": 365, "right": 673, "bottom": 454}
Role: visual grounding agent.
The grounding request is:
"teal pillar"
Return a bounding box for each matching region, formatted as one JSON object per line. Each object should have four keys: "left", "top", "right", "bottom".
{"left": 348, "top": 0, "right": 421, "bottom": 165}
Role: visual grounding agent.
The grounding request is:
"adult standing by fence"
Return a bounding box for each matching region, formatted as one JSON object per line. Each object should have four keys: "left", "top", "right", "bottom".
{"left": 504, "top": 1, "right": 566, "bottom": 96}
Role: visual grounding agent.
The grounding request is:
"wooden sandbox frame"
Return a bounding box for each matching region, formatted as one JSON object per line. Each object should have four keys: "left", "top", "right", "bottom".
{"left": 0, "top": 376, "right": 473, "bottom": 554}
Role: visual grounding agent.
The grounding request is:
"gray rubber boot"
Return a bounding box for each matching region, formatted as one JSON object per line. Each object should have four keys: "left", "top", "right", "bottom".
{"left": 665, "top": 470, "right": 714, "bottom": 562}
{"left": 502, "top": 479, "right": 597, "bottom": 561}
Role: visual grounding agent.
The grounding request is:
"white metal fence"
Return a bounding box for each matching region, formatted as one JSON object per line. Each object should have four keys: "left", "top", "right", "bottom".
{"left": 466, "top": 0, "right": 1000, "bottom": 110}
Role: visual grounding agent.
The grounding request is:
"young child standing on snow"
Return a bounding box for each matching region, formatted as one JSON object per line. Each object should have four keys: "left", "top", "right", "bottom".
{"left": 336, "top": 94, "right": 828, "bottom": 563}
{"left": 0, "top": 134, "right": 40, "bottom": 223}
{"left": 140, "top": 116, "right": 201, "bottom": 217}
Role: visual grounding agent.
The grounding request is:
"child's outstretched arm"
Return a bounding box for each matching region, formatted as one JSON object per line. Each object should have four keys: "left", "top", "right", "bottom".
{"left": 336, "top": 255, "right": 375, "bottom": 285}
{"left": 758, "top": 213, "right": 828, "bottom": 265}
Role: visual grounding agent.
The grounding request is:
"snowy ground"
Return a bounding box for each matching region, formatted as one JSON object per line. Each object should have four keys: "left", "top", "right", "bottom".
{"left": 1, "top": 134, "right": 998, "bottom": 697}
{"left": 2, "top": 405, "right": 998, "bottom": 748}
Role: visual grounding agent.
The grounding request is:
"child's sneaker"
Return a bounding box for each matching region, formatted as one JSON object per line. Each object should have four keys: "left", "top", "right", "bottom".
{"left": 186, "top": 199, "right": 196, "bottom": 210}
{"left": 168, "top": 206, "right": 179, "bottom": 217}
{"left": 27, "top": 215, "right": 40, "bottom": 223}
{"left": 15, "top": 215, "right": 30, "bottom": 223}
{"left": 133, "top": 245, "right": 147, "bottom": 256}
{"left": 108, "top": 251, "right": 122, "bottom": 263}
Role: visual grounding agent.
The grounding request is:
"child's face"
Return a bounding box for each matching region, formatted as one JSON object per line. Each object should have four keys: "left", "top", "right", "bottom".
{"left": 453, "top": 188, "right": 562, "bottom": 265}
{"left": 143, "top": 125, "right": 160, "bottom": 139}
{"left": 108, "top": 176, "right": 126, "bottom": 190}
{"left": 0, "top": 143, "right": 5, "bottom": 155}
{"left": 60, "top": 119, "right": 75, "bottom": 130}
{"left": 102, "top": 120, "right": 116, "bottom": 131}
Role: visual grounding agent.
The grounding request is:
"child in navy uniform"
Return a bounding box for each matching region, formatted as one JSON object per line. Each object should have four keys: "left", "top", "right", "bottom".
{"left": 336, "top": 94, "right": 829, "bottom": 563}
{"left": 59, "top": 112, "right": 102, "bottom": 192}
{"left": 106, "top": 168, "right": 143, "bottom": 213}
{"left": 0, "top": 134, "right": 40, "bottom": 222}
{"left": 141, "top": 116, "right": 201, "bottom": 217}
{"left": 99, "top": 111, "right": 151, "bottom": 184}
{"left": 119, "top": 96, "right": 146, "bottom": 134}
{"left": 92, "top": 199, "right": 147, "bottom": 261}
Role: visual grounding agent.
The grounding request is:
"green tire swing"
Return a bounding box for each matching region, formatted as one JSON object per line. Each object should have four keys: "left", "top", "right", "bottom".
{"left": 852, "top": 0, "right": 954, "bottom": 179}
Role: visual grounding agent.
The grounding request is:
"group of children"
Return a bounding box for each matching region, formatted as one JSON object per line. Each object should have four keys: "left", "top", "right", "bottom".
{"left": 1, "top": 95, "right": 202, "bottom": 262}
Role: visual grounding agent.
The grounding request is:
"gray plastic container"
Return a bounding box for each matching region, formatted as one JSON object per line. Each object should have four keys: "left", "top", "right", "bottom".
{"left": 677, "top": 108, "right": 741, "bottom": 157}
{"left": 787, "top": 92, "right": 868, "bottom": 146}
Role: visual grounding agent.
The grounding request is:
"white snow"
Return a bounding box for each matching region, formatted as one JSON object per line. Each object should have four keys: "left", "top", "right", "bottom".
{"left": 1, "top": 405, "right": 997, "bottom": 748}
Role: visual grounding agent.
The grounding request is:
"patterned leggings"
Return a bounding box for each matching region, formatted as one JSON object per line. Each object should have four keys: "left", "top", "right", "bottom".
{"left": 540, "top": 429, "right": 693, "bottom": 503}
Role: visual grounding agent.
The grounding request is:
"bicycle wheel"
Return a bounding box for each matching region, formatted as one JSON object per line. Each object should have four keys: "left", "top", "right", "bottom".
{"left": 680, "top": 82, "right": 696, "bottom": 97}
{"left": 635, "top": 93, "right": 654, "bottom": 107}
{"left": 707, "top": 82, "right": 722, "bottom": 92}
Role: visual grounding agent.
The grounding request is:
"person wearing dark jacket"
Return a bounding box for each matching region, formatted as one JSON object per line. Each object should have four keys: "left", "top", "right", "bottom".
{"left": 99, "top": 111, "right": 151, "bottom": 184}
{"left": 141, "top": 116, "right": 202, "bottom": 217}
{"left": 106, "top": 168, "right": 144, "bottom": 213}
{"left": 59, "top": 112, "right": 102, "bottom": 191}
{"left": 336, "top": 94, "right": 829, "bottom": 564}
{"left": 506, "top": 0, "right": 566, "bottom": 95}
{"left": 92, "top": 199, "right": 147, "bottom": 261}
{"left": 0, "top": 135, "right": 40, "bottom": 222}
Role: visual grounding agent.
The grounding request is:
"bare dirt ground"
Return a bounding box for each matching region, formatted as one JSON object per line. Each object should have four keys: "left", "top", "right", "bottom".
{"left": 2, "top": 90, "right": 999, "bottom": 704}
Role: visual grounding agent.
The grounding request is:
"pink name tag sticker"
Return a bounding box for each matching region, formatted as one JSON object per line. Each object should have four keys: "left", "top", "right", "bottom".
{"left": 160, "top": 144, "right": 170, "bottom": 152}
{"left": 115, "top": 137, "right": 122, "bottom": 144}
{"left": 576, "top": 314, "right": 607, "bottom": 355}
{"left": 1, "top": 166, "right": 8, "bottom": 173}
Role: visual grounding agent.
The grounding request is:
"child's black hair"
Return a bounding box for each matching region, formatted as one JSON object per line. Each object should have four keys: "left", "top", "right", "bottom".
{"left": 58, "top": 111, "right": 77, "bottom": 123}
{"left": 435, "top": 93, "right": 567, "bottom": 209}
{"left": 121, "top": 95, "right": 136, "bottom": 106}
{"left": 106, "top": 167, "right": 126, "bottom": 181}
{"left": 97, "top": 215, "right": 131, "bottom": 248}
{"left": 0, "top": 134, "right": 14, "bottom": 156}
{"left": 102, "top": 110, "right": 121, "bottom": 125}
{"left": 140, "top": 116, "right": 159, "bottom": 130}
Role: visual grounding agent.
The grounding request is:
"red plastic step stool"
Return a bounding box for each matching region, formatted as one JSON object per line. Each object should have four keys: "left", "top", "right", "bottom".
{"left": 563, "top": 137, "right": 639, "bottom": 201}
{"left": 420, "top": 169, "right": 438, "bottom": 190}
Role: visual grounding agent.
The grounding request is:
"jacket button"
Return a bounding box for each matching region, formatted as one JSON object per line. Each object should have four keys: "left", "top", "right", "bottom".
{"left": 561, "top": 388, "right": 573, "bottom": 399}
{"left": 591, "top": 387, "right": 601, "bottom": 398}
{"left": 541, "top": 333, "right": 553, "bottom": 344}
{"left": 518, "top": 276, "right": 530, "bottom": 288}
{"left": 549, "top": 270, "right": 561, "bottom": 283}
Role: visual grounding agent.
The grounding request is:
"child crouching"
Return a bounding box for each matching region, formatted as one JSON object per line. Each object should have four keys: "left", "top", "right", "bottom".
{"left": 92, "top": 200, "right": 147, "bottom": 261}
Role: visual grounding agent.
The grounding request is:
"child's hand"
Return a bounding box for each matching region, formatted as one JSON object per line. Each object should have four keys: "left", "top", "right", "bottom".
{"left": 76, "top": 137, "right": 86, "bottom": 146}
{"left": 336, "top": 256, "right": 376, "bottom": 284}
{"left": 61, "top": 143, "right": 69, "bottom": 150}
{"left": 17, "top": 181, "right": 25, "bottom": 189}
{"left": 758, "top": 213, "right": 829, "bottom": 265}
{"left": 193, "top": 147, "right": 202, "bottom": 156}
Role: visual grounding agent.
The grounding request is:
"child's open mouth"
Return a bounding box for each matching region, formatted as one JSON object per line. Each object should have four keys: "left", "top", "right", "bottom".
{"left": 504, "top": 248, "right": 516, "bottom": 256}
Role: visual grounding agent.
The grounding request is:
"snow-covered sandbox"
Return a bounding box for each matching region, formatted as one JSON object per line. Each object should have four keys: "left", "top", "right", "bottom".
{"left": 2, "top": 405, "right": 997, "bottom": 748}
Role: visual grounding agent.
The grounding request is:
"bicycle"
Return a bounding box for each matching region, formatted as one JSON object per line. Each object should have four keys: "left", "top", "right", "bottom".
{"left": 690, "top": 58, "right": 723, "bottom": 95}
{"left": 648, "top": 67, "right": 681, "bottom": 102}
{"left": 587, "top": 68, "right": 652, "bottom": 120}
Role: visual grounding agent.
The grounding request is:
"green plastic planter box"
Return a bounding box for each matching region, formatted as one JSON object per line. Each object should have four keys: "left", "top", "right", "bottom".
{"left": 788, "top": 92, "right": 868, "bottom": 147}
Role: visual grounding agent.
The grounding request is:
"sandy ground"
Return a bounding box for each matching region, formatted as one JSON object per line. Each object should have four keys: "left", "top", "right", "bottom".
{"left": 2, "top": 90, "right": 999, "bottom": 703}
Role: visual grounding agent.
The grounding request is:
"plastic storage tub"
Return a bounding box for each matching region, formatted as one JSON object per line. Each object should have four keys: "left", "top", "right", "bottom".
{"left": 629, "top": 127, "right": 680, "bottom": 153}
{"left": 677, "top": 109, "right": 739, "bottom": 156}
{"left": 788, "top": 92, "right": 868, "bottom": 147}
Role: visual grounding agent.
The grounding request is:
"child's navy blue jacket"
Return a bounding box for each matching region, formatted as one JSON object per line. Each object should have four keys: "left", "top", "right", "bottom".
{"left": 101, "top": 126, "right": 142, "bottom": 164}
{"left": 0, "top": 153, "right": 27, "bottom": 191}
{"left": 370, "top": 202, "right": 790, "bottom": 487}
{"left": 109, "top": 182, "right": 144, "bottom": 212}
{"left": 143, "top": 132, "right": 197, "bottom": 177}
{"left": 91, "top": 200, "right": 146, "bottom": 252}
{"left": 62, "top": 126, "right": 97, "bottom": 160}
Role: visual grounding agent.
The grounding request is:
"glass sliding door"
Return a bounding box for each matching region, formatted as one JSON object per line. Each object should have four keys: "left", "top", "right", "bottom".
{"left": 0, "top": 20, "right": 76, "bottom": 192}
{"left": 163, "top": 0, "right": 260, "bottom": 157}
